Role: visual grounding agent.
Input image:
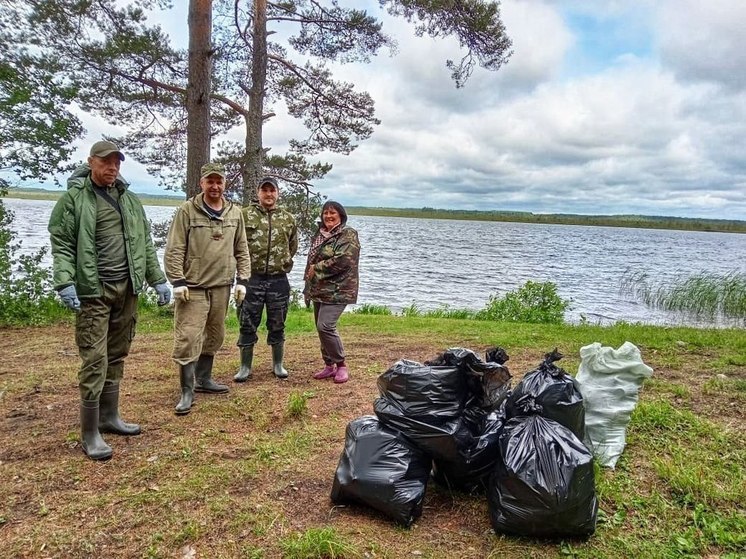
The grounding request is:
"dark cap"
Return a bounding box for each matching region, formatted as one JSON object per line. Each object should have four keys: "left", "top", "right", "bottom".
{"left": 90, "top": 140, "right": 125, "bottom": 161}
{"left": 200, "top": 162, "right": 226, "bottom": 179}
{"left": 257, "top": 176, "right": 279, "bottom": 189}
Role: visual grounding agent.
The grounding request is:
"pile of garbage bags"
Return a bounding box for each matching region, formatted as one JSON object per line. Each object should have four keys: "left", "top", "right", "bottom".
{"left": 331, "top": 346, "right": 608, "bottom": 537}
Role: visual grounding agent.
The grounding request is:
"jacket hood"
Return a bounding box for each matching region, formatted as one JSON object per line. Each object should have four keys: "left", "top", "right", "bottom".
{"left": 67, "top": 163, "right": 130, "bottom": 191}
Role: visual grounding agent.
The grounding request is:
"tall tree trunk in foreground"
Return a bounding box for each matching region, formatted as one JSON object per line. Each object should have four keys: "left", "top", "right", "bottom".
{"left": 243, "top": 0, "right": 268, "bottom": 203}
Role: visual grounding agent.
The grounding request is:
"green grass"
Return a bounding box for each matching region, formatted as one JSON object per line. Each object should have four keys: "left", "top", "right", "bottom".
{"left": 287, "top": 390, "right": 314, "bottom": 417}
{"left": 281, "top": 527, "right": 359, "bottom": 559}
{"left": 352, "top": 303, "right": 392, "bottom": 315}
{"left": 3, "top": 307, "right": 745, "bottom": 559}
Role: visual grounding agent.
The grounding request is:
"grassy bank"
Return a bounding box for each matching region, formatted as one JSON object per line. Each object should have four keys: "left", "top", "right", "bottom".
{"left": 1, "top": 309, "right": 744, "bottom": 558}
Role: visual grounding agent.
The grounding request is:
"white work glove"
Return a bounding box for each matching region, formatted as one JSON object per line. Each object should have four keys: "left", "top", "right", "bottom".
{"left": 234, "top": 283, "right": 246, "bottom": 304}
{"left": 173, "top": 285, "right": 190, "bottom": 302}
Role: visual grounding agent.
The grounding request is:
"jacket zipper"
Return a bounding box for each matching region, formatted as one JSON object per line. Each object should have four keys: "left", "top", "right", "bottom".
{"left": 264, "top": 210, "right": 272, "bottom": 275}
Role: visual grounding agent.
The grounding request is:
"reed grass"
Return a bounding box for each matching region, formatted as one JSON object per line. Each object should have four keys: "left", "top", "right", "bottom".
{"left": 621, "top": 271, "right": 746, "bottom": 321}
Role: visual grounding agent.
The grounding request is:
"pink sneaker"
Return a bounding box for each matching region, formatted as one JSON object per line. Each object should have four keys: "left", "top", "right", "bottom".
{"left": 333, "top": 365, "right": 349, "bottom": 384}
{"left": 313, "top": 364, "right": 336, "bottom": 380}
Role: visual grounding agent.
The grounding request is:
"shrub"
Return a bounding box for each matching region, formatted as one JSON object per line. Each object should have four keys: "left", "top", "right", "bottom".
{"left": 475, "top": 280, "right": 569, "bottom": 324}
{"left": 0, "top": 197, "right": 66, "bottom": 326}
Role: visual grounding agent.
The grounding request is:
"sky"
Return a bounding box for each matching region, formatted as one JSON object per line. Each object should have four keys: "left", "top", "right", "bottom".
{"left": 70, "top": 0, "right": 746, "bottom": 220}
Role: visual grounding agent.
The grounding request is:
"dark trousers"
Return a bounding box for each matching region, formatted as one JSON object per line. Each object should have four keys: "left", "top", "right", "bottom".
{"left": 237, "top": 274, "right": 290, "bottom": 347}
{"left": 76, "top": 279, "right": 137, "bottom": 401}
{"left": 313, "top": 301, "right": 347, "bottom": 365}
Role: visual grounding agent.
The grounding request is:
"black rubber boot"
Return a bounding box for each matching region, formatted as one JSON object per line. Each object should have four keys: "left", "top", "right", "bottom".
{"left": 175, "top": 362, "right": 196, "bottom": 415}
{"left": 194, "top": 354, "right": 229, "bottom": 394}
{"left": 99, "top": 382, "right": 141, "bottom": 435}
{"left": 234, "top": 346, "right": 254, "bottom": 382}
{"left": 271, "top": 342, "right": 289, "bottom": 379}
{"left": 80, "top": 400, "right": 113, "bottom": 461}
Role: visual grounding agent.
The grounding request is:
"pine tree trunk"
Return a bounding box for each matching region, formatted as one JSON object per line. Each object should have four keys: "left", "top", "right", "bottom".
{"left": 243, "top": 0, "right": 268, "bottom": 204}
{"left": 186, "top": 0, "right": 213, "bottom": 199}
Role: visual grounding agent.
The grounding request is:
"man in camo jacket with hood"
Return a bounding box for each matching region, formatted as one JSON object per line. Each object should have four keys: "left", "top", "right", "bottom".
{"left": 234, "top": 176, "right": 298, "bottom": 381}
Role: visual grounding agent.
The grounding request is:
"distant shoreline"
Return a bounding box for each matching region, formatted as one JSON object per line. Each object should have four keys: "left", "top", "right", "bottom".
{"left": 5, "top": 187, "right": 745, "bottom": 234}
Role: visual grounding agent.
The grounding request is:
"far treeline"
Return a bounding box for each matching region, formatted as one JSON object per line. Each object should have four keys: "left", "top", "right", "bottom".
{"left": 347, "top": 206, "right": 746, "bottom": 234}
{"left": 6, "top": 188, "right": 746, "bottom": 234}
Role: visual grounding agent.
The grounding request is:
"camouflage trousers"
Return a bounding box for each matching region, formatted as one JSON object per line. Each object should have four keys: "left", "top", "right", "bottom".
{"left": 172, "top": 285, "right": 231, "bottom": 366}
{"left": 237, "top": 274, "right": 290, "bottom": 347}
{"left": 76, "top": 279, "right": 138, "bottom": 401}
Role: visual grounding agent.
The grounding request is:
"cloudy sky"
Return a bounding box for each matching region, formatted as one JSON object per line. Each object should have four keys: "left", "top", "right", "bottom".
{"left": 80, "top": 0, "right": 746, "bottom": 220}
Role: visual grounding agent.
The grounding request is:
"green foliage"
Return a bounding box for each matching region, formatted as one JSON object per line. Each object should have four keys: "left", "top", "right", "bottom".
{"left": 352, "top": 303, "right": 392, "bottom": 315}
{"left": 0, "top": 198, "right": 66, "bottom": 326}
{"left": 401, "top": 301, "right": 421, "bottom": 317}
{"left": 287, "top": 391, "right": 314, "bottom": 418}
{"left": 621, "top": 270, "right": 746, "bottom": 321}
{"left": 475, "top": 280, "right": 569, "bottom": 323}
{"left": 0, "top": 14, "right": 83, "bottom": 183}
{"left": 421, "top": 304, "right": 475, "bottom": 319}
{"left": 289, "top": 288, "right": 311, "bottom": 312}
{"left": 280, "top": 527, "right": 358, "bottom": 559}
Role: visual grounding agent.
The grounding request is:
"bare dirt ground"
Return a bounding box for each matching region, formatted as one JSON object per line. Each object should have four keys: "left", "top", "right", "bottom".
{"left": 0, "top": 324, "right": 743, "bottom": 559}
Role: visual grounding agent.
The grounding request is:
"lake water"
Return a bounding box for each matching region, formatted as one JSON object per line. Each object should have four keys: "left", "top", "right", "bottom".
{"left": 5, "top": 197, "right": 745, "bottom": 327}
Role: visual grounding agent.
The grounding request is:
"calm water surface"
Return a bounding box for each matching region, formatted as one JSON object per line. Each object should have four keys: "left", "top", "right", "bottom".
{"left": 6, "top": 198, "right": 745, "bottom": 327}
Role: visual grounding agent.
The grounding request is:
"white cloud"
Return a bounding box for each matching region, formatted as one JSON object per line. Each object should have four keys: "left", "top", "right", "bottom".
{"left": 656, "top": 0, "right": 746, "bottom": 89}
{"left": 310, "top": 0, "right": 746, "bottom": 220}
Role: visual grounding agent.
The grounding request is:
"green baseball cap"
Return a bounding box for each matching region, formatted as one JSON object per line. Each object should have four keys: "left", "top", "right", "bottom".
{"left": 200, "top": 162, "right": 226, "bottom": 179}
{"left": 257, "top": 176, "right": 279, "bottom": 189}
{"left": 90, "top": 140, "right": 125, "bottom": 161}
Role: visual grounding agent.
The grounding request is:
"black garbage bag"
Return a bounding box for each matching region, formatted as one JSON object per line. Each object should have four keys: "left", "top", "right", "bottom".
{"left": 487, "top": 413, "right": 598, "bottom": 538}
{"left": 377, "top": 359, "right": 468, "bottom": 421}
{"left": 431, "top": 405, "right": 506, "bottom": 494}
{"left": 373, "top": 397, "right": 463, "bottom": 463}
{"left": 425, "top": 347, "right": 512, "bottom": 411}
{"left": 331, "top": 416, "right": 431, "bottom": 527}
{"left": 505, "top": 349, "right": 585, "bottom": 439}
{"left": 485, "top": 346, "right": 510, "bottom": 365}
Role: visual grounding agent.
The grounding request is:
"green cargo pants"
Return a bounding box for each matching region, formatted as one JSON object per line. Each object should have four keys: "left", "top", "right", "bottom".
{"left": 76, "top": 279, "right": 138, "bottom": 401}
{"left": 172, "top": 285, "right": 231, "bottom": 366}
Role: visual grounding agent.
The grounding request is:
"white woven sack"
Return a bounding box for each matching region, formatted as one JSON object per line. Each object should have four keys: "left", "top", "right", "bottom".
{"left": 576, "top": 342, "right": 653, "bottom": 468}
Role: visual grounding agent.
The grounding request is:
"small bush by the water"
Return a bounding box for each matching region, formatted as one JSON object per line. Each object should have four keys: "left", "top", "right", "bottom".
{"left": 475, "top": 280, "right": 569, "bottom": 324}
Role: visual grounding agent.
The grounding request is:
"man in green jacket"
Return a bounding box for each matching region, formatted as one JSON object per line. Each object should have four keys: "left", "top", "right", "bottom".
{"left": 48, "top": 140, "right": 171, "bottom": 461}
{"left": 165, "top": 163, "right": 251, "bottom": 415}
{"left": 234, "top": 176, "right": 298, "bottom": 381}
